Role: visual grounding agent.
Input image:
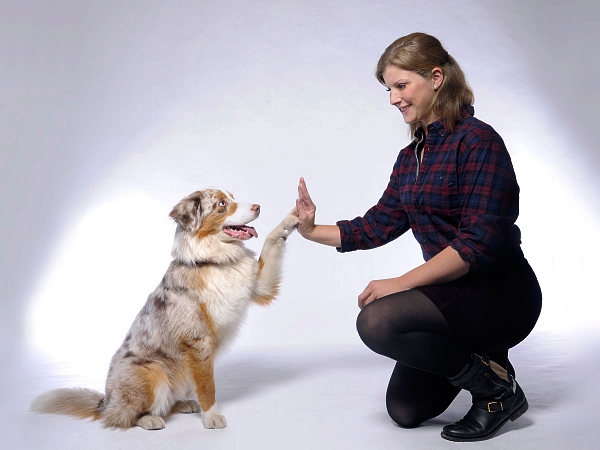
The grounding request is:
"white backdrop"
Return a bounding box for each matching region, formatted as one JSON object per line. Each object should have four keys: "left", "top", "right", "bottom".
{"left": 2, "top": 1, "right": 599, "bottom": 449}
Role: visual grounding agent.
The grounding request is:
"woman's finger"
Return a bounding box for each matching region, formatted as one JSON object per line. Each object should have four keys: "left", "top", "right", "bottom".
{"left": 295, "top": 198, "right": 307, "bottom": 219}
{"left": 361, "top": 291, "right": 377, "bottom": 309}
{"left": 358, "top": 285, "right": 370, "bottom": 309}
{"left": 298, "top": 177, "right": 316, "bottom": 212}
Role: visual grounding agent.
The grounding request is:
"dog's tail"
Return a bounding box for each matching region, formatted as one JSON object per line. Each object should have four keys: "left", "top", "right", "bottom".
{"left": 30, "top": 388, "right": 104, "bottom": 421}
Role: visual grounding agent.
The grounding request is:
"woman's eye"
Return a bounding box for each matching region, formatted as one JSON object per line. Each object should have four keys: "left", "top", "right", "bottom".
{"left": 386, "top": 84, "right": 405, "bottom": 92}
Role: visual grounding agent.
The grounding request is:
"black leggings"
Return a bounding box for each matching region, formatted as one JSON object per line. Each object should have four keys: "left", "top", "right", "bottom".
{"left": 356, "top": 290, "right": 470, "bottom": 428}
{"left": 356, "top": 253, "right": 541, "bottom": 428}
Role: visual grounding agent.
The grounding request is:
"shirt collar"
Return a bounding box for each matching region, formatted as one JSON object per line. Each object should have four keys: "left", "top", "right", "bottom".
{"left": 414, "top": 105, "right": 475, "bottom": 139}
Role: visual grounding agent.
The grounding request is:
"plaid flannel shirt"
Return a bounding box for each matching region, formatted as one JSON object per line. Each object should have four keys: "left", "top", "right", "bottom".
{"left": 336, "top": 107, "right": 521, "bottom": 272}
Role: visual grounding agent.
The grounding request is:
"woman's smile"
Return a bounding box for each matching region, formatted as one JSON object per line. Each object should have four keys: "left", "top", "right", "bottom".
{"left": 382, "top": 65, "right": 440, "bottom": 129}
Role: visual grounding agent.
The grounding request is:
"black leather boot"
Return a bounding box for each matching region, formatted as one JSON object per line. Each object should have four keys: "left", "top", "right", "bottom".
{"left": 441, "top": 353, "right": 528, "bottom": 442}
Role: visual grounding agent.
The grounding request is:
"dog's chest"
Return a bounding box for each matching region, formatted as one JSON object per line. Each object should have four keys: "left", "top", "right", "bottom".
{"left": 200, "top": 257, "right": 257, "bottom": 329}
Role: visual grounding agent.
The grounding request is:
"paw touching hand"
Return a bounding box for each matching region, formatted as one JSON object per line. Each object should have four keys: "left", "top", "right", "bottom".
{"left": 269, "top": 208, "right": 299, "bottom": 241}
{"left": 283, "top": 208, "right": 300, "bottom": 231}
{"left": 296, "top": 177, "right": 317, "bottom": 238}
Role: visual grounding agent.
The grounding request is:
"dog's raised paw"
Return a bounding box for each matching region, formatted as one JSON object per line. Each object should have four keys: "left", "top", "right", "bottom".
{"left": 279, "top": 208, "right": 300, "bottom": 234}
{"left": 268, "top": 209, "right": 299, "bottom": 242}
{"left": 284, "top": 208, "right": 300, "bottom": 229}
{"left": 136, "top": 415, "right": 166, "bottom": 430}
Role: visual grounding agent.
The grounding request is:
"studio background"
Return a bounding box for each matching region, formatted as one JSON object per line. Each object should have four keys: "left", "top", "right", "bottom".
{"left": 1, "top": 1, "right": 599, "bottom": 448}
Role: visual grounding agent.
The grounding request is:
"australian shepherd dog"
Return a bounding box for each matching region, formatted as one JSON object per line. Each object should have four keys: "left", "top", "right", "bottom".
{"left": 31, "top": 189, "right": 298, "bottom": 430}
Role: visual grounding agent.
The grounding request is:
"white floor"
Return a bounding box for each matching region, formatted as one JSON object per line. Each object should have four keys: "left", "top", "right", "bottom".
{"left": 4, "top": 325, "right": 599, "bottom": 450}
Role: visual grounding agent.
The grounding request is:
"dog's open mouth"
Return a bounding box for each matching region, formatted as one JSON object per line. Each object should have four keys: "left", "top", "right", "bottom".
{"left": 222, "top": 225, "right": 258, "bottom": 240}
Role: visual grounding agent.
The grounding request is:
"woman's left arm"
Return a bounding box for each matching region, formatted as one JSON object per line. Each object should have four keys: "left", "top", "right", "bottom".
{"left": 357, "top": 245, "right": 470, "bottom": 308}
{"left": 450, "top": 135, "right": 520, "bottom": 270}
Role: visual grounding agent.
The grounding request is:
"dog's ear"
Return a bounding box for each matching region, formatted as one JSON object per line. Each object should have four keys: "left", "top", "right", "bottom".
{"left": 169, "top": 194, "right": 202, "bottom": 232}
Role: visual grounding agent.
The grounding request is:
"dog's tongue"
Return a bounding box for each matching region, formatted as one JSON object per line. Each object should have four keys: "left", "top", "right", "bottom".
{"left": 223, "top": 225, "right": 258, "bottom": 240}
{"left": 243, "top": 226, "right": 258, "bottom": 239}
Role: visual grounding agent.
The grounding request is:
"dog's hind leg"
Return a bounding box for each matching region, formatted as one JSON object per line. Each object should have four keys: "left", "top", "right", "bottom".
{"left": 102, "top": 363, "right": 169, "bottom": 430}
{"left": 136, "top": 414, "right": 166, "bottom": 430}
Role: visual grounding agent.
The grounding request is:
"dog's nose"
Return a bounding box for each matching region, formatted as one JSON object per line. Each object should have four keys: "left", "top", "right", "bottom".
{"left": 251, "top": 204, "right": 260, "bottom": 213}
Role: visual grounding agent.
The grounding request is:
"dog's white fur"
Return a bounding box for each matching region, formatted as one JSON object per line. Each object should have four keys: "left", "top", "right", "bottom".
{"left": 31, "top": 189, "right": 298, "bottom": 430}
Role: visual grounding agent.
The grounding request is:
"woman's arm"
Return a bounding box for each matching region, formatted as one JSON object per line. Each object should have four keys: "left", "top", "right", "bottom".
{"left": 357, "top": 245, "right": 470, "bottom": 308}
{"left": 295, "top": 177, "right": 342, "bottom": 247}
{"left": 450, "top": 136, "right": 520, "bottom": 269}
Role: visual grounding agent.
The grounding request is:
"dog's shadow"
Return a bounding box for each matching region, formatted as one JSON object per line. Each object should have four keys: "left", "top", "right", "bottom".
{"left": 215, "top": 356, "right": 297, "bottom": 404}
{"left": 214, "top": 347, "right": 387, "bottom": 404}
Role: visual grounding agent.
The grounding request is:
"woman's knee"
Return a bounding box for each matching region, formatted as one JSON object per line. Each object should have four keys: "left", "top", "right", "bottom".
{"left": 385, "top": 398, "right": 425, "bottom": 429}
{"left": 356, "top": 302, "right": 388, "bottom": 351}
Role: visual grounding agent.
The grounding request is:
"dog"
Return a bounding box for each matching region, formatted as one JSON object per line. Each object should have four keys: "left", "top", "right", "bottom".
{"left": 31, "top": 189, "right": 298, "bottom": 430}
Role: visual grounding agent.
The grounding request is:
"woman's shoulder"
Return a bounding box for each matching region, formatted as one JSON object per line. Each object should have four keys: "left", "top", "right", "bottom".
{"left": 452, "top": 113, "right": 507, "bottom": 154}
{"left": 457, "top": 112, "right": 504, "bottom": 143}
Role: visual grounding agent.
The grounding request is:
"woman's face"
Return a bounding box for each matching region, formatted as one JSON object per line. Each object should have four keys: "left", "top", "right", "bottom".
{"left": 382, "top": 65, "right": 442, "bottom": 130}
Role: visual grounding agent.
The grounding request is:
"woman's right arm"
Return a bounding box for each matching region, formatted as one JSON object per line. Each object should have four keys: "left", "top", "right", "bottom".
{"left": 295, "top": 177, "right": 342, "bottom": 248}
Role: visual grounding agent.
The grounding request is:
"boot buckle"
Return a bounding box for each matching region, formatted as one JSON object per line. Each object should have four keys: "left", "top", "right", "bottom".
{"left": 487, "top": 401, "right": 504, "bottom": 413}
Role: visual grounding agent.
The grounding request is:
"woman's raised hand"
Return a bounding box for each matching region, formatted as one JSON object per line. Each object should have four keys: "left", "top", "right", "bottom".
{"left": 296, "top": 177, "right": 317, "bottom": 238}
{"left": 295, "top": 177, "right": 342, "bottom": 247}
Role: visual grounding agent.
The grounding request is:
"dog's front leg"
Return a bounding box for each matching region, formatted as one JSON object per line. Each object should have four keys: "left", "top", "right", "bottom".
{"left": 253, "top": 209, "right": 299, "bottom": 305}
{"left": 182, "top": 338, "right": 226, "bottom": 429}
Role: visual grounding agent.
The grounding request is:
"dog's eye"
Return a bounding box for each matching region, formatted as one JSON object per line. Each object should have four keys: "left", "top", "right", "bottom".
{"left": 219, "top": 200, "right": 227, "bottom": 207}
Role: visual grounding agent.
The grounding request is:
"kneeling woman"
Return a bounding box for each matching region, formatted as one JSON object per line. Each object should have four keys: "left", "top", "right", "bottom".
{"left": 295, "top": 32, "right": 542, "bottom": 442}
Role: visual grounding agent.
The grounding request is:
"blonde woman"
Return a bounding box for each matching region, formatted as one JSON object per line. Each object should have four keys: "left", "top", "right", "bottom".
{"left": 295, "top": 33, "right": 541, "bottom": 442}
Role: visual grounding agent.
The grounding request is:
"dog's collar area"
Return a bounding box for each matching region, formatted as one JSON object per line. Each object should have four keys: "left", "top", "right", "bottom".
{"left": 172, "top": 259, "right": 212, "bottom": 268}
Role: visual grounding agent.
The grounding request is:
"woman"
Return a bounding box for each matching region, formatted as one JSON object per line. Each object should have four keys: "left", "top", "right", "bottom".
{"left": 295, "top": 32, "right": 542, "bottom": 442}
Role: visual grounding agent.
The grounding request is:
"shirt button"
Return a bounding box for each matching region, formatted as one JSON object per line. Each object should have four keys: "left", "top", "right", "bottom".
{"left": 414, "top": 208, "right": 420, "bottom": 213}
{"left": 423, "top": 238, "right": 428, "bottom": 243}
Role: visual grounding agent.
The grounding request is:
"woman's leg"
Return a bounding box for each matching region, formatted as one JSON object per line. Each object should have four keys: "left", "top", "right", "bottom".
{"left": 356, "top": 290, "right": 470, "bottom": 426}
{"left": 356, "top": 289, "right": 471, "bottom": 377}
{"left": 385, "top": 362, "right": 461, "bottom": 428}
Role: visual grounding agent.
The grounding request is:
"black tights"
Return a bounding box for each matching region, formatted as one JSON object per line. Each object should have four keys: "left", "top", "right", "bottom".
{"left": 356, "top": 290, "right": 471, "bottom": 428}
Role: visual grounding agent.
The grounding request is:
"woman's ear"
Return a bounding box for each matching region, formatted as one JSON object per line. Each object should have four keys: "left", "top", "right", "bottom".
{"left": 431, "top": 67, "right": 444, "bottom": 90}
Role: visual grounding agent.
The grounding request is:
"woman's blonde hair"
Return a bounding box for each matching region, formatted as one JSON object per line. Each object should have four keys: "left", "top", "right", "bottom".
{"left": 376, "top": 32, "right": 474, "bottom": 135}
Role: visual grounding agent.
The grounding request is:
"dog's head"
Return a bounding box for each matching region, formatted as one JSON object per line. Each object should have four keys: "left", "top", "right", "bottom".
{"left": 169, "top": 189, "right": 260, "bottom": 263}
{"left": 170, "top": 189, "right": 260, "bottom": 240}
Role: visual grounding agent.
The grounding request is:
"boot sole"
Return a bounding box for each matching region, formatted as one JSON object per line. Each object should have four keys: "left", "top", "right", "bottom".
{"left": 441, "top": 399, "right": 529, "bottom": 442}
